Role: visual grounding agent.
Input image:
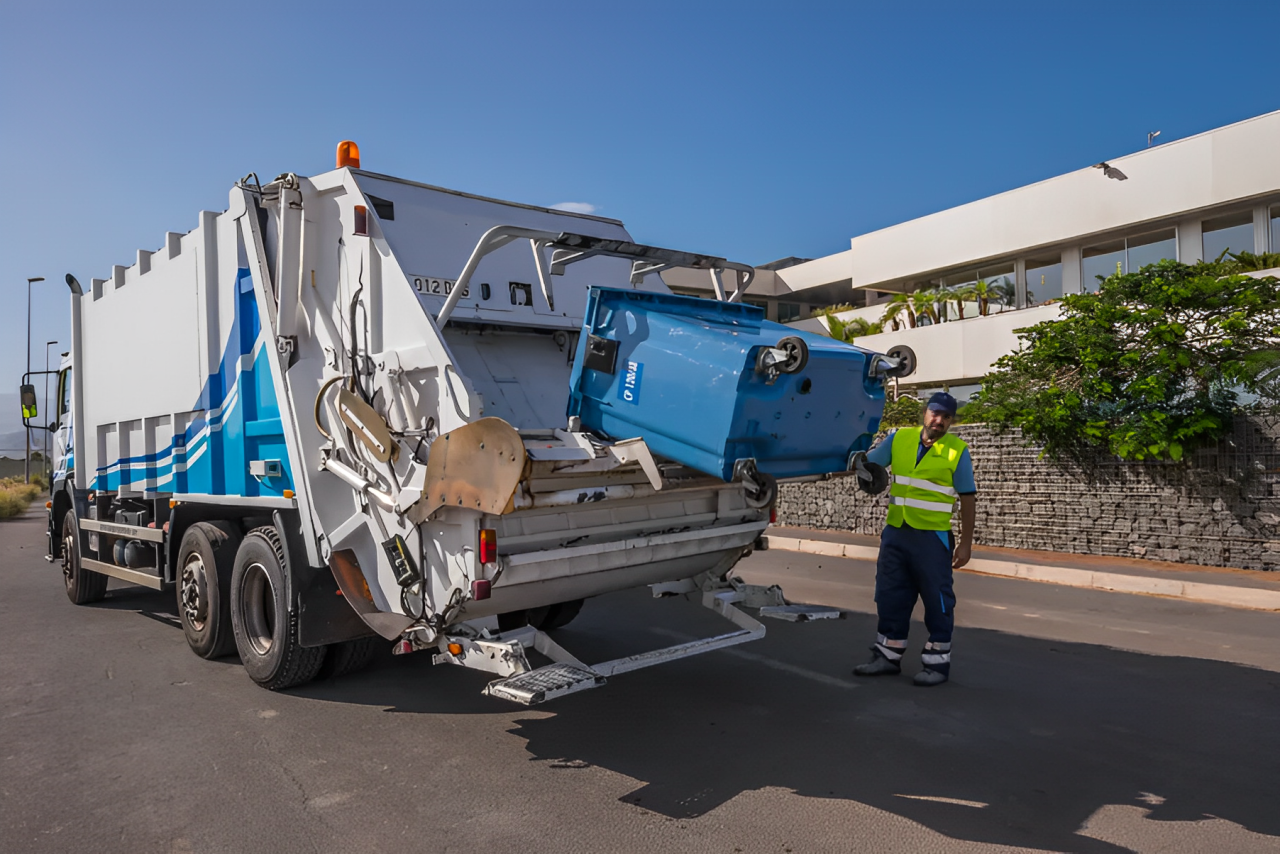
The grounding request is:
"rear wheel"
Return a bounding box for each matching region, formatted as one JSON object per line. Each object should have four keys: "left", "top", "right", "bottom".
{"left": 177, "top": 522, "right": 242, "bottom": 659}
{"left": 230, "top": 527, "right": 326, "bottom": 690}
{"left": 318, "top": 636, "right": 381, "bottom": 680}
{"left": 62, "top": 510, "right": 107, "bottom": 605}
{"left": 540, "top": 599, "right": 584, "bottom": 630}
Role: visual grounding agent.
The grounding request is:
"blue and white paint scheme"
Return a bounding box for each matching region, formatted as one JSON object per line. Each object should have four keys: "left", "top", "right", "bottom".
{"left": 89, "top": 268, "right": 293, "bottom": 498}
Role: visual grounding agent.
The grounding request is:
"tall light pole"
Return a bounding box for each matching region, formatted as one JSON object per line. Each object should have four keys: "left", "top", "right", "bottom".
{"left": 44, "top": 340, "right": 57, "bottom": 485}
{"left": 25, "top": 277, "right": 44, "bottom": 484}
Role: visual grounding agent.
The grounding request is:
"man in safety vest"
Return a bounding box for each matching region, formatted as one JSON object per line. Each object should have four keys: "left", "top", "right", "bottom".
{"left": 850, "top": 391, "right": 976, "bottom": 687}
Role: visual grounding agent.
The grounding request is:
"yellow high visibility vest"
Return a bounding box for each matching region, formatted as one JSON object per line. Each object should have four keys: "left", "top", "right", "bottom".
{"left": 886, "top": 427, "right": 967, "bottom": 531}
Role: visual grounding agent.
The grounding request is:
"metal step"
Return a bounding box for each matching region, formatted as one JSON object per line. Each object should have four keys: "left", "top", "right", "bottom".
{"left": 758, "top": 603, "right": 843, "bottom": 622}
{"left": 484, "top": 663, "right": 605, "bottom": 705}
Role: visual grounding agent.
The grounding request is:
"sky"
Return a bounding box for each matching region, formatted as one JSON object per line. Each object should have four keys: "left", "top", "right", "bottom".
{"left": 2, "top": 0, "right": 1278, "bottom": 441}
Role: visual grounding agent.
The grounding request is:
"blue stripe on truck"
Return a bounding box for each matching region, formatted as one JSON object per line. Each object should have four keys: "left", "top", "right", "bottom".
{"left": 91, "top": 268, "right": 295, "bottom": 498}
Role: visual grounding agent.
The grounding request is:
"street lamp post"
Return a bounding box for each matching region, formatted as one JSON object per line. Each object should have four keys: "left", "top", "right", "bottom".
{"left": 25, "top": 277, "right": 44, "bottom": 484}
{"left": 45, "top": 340, "right": 57, "bottom": 485}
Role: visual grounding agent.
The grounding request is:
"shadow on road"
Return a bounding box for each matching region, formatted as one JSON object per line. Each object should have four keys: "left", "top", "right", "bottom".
{"left": 287, "top": 587, "right": 1280, "bottom": 853}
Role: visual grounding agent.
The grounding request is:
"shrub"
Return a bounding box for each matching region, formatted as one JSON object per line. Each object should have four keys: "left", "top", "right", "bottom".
{"left": 968, "top": 259, "right": 1280, "bottom": 462}
{"left": 879, "top": 394, "right": 923, "bottom": 430}
{"left": 0, "top": 482, "right": 38, "bottom": 518}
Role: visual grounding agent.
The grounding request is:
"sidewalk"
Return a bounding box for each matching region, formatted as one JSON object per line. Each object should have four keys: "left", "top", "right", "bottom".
{"left": 764, "top": 526, "right": 1280, "bottom": 613}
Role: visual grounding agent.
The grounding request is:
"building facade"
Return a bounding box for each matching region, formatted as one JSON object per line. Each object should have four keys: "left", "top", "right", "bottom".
{"left": 666, "top": 110, "right": 1280, "bottom": 396}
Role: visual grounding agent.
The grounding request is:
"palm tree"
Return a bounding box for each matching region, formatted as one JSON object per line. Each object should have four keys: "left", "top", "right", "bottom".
{"left": 971, "top": 279, "right": 992, "bottom": 316}
{"left": 949, "top": 283, "right": 978, "bottom": 320}
{"left": 910, "top": 287, "right": 940, "bottom": 326}
{"left": 987, "top": 276, "right": 1016, "bottom": 310}
{"left": 882, "top": 292, "right": 915, "bottom": 330}
{"left": 824, "top": 314, "right": 883, "bottom": 342}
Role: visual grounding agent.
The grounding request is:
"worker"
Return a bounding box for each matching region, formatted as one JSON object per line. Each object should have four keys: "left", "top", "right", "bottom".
{"left": 849, "top": 391, "right": 976, "bottom": 687}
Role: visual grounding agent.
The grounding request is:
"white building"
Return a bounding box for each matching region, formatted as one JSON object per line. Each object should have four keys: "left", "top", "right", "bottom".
{"left": 666, "top": 109, "right": 1280, "bottom": 397}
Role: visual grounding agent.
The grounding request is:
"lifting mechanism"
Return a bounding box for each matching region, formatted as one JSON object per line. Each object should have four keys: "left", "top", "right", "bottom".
{"left": 311, "top": 221, "right": 839, "bottom": 704}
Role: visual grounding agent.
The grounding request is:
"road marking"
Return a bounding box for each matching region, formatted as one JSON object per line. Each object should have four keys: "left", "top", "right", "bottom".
{"left": 894, "top": 794, "right": 988, "bottom": 808}
{"left": 650, "top": 628, "right": 857, "bottom": 690}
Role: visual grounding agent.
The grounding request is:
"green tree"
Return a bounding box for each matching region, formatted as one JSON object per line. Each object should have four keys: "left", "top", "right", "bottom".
{"left": 949, "top": 283, "right": 977, "bottom": 320}
{"left": 882, "top": 292, "right": 915, "bottom": 330}
{"left": 911, "top": 288, "right": 941, "bottom": 325}
{"left": 966, "top": 259, "right": 1280, "bottom": 462}
{"left": 987, "top": 276, "right": 1017, "bottom": 311}
{"left": 823, "top": 313, "right": 883, "bottom": 342}
{"left": 878, "top": 394, "right": 923, "bottom": 430}
{"left": 1228, "top": 250, "right": 1280, "bottom": 272}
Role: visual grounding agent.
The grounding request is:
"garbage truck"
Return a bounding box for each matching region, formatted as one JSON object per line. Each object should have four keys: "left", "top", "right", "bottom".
{"left": 28, "top": 142, "right": 914, "bottom": 704}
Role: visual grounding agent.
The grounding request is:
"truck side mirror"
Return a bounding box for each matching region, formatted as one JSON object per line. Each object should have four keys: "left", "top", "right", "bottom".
{"left": 20, "top": 384, "right": 37, "bottom": 420}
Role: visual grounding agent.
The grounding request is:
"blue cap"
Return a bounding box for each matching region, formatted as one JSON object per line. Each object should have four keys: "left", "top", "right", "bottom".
{"left": 927, "top": 392, "right": 957, "bottom": 416}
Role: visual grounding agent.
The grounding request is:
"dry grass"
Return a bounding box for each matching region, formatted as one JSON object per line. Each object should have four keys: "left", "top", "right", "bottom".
{"left": 0, "top": 478, "right": 42, "bottom": 519}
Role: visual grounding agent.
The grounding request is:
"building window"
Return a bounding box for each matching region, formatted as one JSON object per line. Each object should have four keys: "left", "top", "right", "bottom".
{"left": 1025, "top": 255, "right": 1063, "bottom": 304}
{"left": 1271, "top": 206, "right": 1280, "bottom": 255}
{"left": 1081, "top": 229, "right": 1177, "bottom": 291}
{"left": 1082, "top": 240, "right": 1126, "bottom": 292}
{"left": 938, "top": 260, "right": 1016, "bottom": 319}
{"left": 777, "top": 302, "right": 801, "bottom": 323}
{"left": 1125, "top": 228, "right": 1177, "bottom": 270}
{"left": 1203, "top": 212, "right": 1254, "bottom": 261}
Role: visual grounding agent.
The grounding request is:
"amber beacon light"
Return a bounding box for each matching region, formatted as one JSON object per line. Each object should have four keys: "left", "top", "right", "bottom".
{"left": 336, "top": 140, "right": 361, "bottom": 169}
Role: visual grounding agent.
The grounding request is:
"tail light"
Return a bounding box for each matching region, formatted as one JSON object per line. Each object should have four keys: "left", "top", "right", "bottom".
{"left": 769, "top": 507, "right": 777, "bottom": 525}
{"left": 479, "top": 528, "right": 498, "bottom": 565}
{"left": 471, "top": 579, "right": 491, "bottom": 600}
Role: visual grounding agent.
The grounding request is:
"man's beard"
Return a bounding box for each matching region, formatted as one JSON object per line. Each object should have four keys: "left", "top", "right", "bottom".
{"left": 922, "top": 422, "right": 947, "bottom": 441}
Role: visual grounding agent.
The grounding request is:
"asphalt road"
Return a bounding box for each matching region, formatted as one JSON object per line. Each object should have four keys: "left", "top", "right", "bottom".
{"left": 3, "top": 509, "right": 1280, "bottom": 854}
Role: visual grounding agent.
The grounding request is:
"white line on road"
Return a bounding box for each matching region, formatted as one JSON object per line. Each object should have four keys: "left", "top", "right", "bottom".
{"left": 894, "top": 794, "right": 989, "bottom": 808}
{"left": 650, "top": 627, "right": 858, "bottom": 690}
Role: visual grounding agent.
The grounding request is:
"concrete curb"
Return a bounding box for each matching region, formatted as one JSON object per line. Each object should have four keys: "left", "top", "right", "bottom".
{"left": 761, "top": 536, "right": 1280, "bottom": 613}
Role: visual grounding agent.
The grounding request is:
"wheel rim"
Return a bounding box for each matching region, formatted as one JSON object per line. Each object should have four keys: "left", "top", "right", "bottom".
{"left": 61, "top": 529, "right": 75, "bottom": 590}
{"left": 180, "top": 554, "right": 209, "bottom": 630}
{"left": 242, "top": 562, "right": 276, "bottom": 656}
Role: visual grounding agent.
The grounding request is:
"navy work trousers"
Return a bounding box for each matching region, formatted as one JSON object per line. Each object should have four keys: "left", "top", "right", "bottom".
{"left": 872, "top": 523, "right": 955, "bottom": 673}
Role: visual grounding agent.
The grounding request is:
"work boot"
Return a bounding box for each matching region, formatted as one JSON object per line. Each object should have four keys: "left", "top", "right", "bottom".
{"left": 913, "top": 668, "right": 949, "bottom": 687}
{"left": 853, "top": 648, "right": 901, "bottom": 676}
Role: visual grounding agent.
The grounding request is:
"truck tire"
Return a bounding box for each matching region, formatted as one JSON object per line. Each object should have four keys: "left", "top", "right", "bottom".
{"left": 176, "top": 522, "right": 242, "bottom": 660}
{"left": 318, "top": 636, "right": 381, "bottom": 680}
{"left": 230, "top": 527, "right": 325, "bottom": 690}
{"left": 62, "top": 510, "right": 107, "bottom": 605}
{"left": 541, "top": 599, "right": 584, "bottom": 630}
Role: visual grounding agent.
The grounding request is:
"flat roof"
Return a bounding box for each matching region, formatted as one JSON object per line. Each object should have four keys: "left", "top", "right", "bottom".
{"left": 843, "top": 109, "right": 1280, "bottom": 288}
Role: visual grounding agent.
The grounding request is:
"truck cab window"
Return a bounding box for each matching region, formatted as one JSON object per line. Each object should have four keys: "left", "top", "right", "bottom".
{"left": 59, "top": 367, "right": 71, "bottom": 418}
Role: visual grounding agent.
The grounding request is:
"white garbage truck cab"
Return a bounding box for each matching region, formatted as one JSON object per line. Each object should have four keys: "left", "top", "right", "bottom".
{"left": 34, "top": 144, "right": 910, "bottom": 703}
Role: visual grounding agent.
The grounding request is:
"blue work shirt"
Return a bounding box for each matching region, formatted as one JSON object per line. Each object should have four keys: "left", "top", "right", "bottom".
{"left": 867, "top": 429, "right": 975, "bottom": 546}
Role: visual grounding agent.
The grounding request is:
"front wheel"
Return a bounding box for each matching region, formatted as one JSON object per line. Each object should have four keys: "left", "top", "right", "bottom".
{"left": 62, "top": 510, "right": 107, "bottom": 605}
{"left": 230, "top": 527, "right": 326, "bottom": 690}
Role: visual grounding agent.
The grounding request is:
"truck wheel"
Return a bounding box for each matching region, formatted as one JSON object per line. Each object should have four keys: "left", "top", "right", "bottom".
{"left": 177, "top": 522, "right": 242, "bottom": 660}
{"left": 230, "top": 527, "right": 326, "bottom": 690}
{"left": 62, "top": 510, "right": 107, "bottom": 605}
{"left": 497, "top": 610, "right": 529, "bottom": 632}
{"left": 318, "top": 636, "right": 381, "bottom": 679}
{"left": 540, "top": 599, "right": 584, "bottom": 630}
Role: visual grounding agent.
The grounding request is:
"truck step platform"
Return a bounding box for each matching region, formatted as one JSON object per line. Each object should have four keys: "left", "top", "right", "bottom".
{"left": 758, "top": 603, "right": 844, "bottom": 622}
{"left": 484, "top": 663, "right": 606, "bottom": 705}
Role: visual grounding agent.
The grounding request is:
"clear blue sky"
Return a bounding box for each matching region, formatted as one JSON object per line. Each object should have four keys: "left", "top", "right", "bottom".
{"left": 2, "top": 0, "right": 1278, "bottom": 434}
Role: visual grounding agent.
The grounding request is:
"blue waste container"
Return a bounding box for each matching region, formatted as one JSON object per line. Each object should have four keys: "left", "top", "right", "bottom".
{"left": 567, "top": 287, "right": 887, "bottom": 482}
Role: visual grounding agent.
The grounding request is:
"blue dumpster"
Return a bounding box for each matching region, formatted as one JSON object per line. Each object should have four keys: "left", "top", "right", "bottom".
{"left": 567, "top": 287, "right": 887, "bottom": 482}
